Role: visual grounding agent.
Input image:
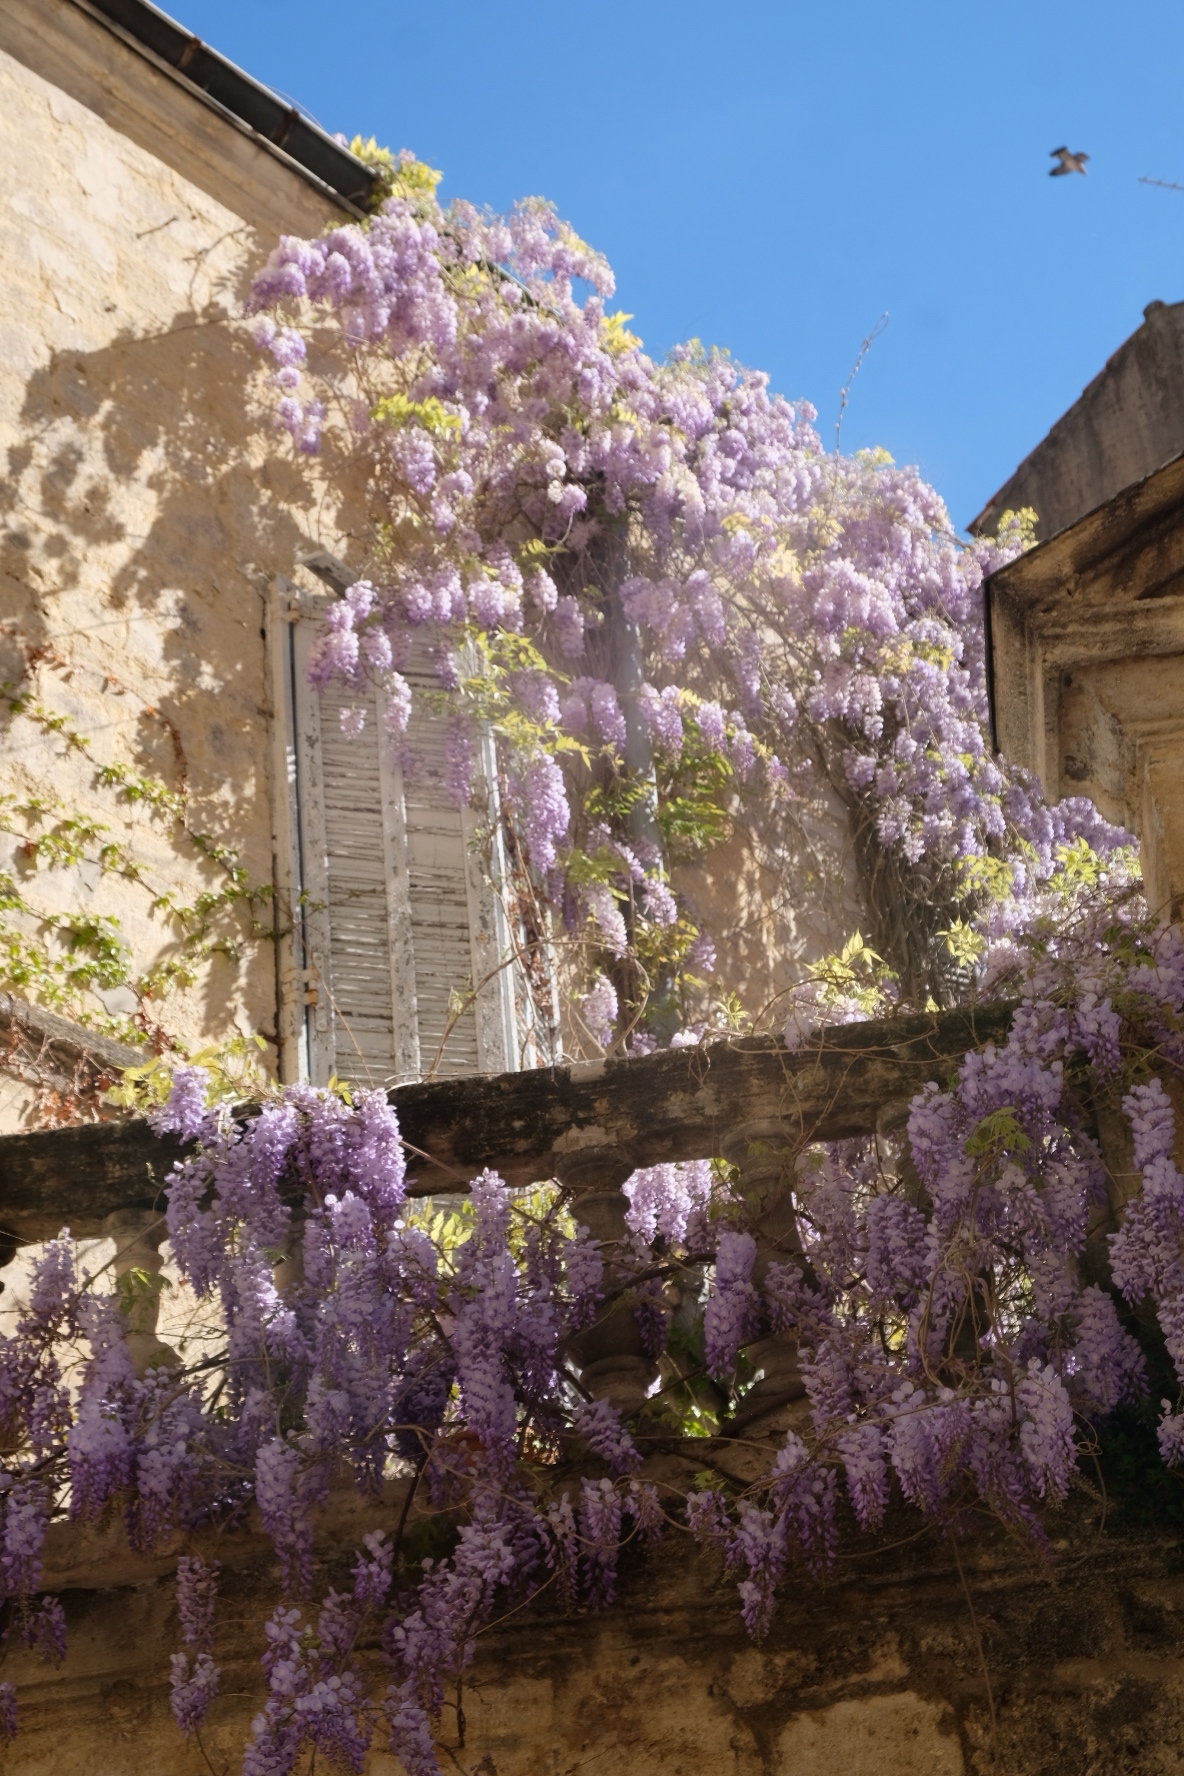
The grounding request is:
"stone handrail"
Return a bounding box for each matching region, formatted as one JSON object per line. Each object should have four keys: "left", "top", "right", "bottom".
{"left": 0, "top": 1001, "right": 1015, "bottom": 1242}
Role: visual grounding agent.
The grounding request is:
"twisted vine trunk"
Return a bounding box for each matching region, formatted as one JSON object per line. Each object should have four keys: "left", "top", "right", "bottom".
{"left": 556, "top": 518, "right": 668, "bottom": 1041}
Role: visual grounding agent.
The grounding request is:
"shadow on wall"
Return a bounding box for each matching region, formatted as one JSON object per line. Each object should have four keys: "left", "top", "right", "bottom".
{"left": 0, "top": 289, "right": 360, "bottom": 1038}
{"left": 674, "top": 807, "right": 862, "bottom": 1027}
{"left": 1, "top": 296, "right": 864, "bottom": 1043}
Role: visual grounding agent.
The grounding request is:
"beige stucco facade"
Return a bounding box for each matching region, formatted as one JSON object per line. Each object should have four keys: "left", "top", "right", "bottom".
{"left": 0, "top": 0, "right": 363, "bottom": 1125}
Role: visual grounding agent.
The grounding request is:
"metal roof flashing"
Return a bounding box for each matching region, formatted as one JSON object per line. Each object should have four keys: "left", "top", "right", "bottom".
{"left": 69, "top": 0, "right": 380, "bottom": 214}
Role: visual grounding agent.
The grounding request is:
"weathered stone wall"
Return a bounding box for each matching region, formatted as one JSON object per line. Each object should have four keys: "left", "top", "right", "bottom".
{"left": 0, "top": 0, "right": 357, "bottom": 1125}
{"left": 672, "top": 789, "right": 864, "bottom": 1033}
{"left": 3, "top": 1465, "right": 1182, "bottom": 1776}
{"left": 2, "top": 1006, "right": 1182, "bottom": 1776}
{"left": 972, "top": 297, "right": 1184, "bottom": 542}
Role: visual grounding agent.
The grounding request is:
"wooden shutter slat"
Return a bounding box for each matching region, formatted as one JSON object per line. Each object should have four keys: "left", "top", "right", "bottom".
{"left": 287, "top": 599, "right": 556, "bottom": 1087}
{"left": 313, "top": 677, "right": 399, "bottom": 1088}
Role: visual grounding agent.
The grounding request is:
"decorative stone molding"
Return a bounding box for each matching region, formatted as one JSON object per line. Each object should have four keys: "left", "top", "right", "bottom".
{"left": 987, "top": 450, "right": 1184, "bottom": 922}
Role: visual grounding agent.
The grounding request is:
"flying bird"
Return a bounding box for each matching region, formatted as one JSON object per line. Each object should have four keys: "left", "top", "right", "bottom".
{"left": 1050, "top": 147, "right": 1089, "bottom": 177}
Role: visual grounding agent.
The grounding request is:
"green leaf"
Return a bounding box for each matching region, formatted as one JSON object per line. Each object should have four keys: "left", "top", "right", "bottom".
{"left": 964, "top": 1106, "right": 1030, "bottom": 1158}
{"left": 372, "top": 393, "right": 462, "bottom": 437}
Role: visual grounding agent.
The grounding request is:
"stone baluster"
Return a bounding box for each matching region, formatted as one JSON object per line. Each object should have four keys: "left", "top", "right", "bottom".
{"left": 103, "top": 1208, "right": 177, "bottom": 1376}
{"left": 878, "top": 1096, "right": 995, "bottom": 1369}
{"left": 558, "top": 1149, "right": 659, "bottom": 1417}
{"left": 1079, "top": 1083, "right": 1184, "bottom": 1333}
{"left": 0, "top": 1233, "right": 30, "bottom": 1455}
{"left": 1078, "top": 1087, "right": 1145, "bottom": 1292}
{"left": 720, "top": 1120, "right": 810, "bottom": 1428}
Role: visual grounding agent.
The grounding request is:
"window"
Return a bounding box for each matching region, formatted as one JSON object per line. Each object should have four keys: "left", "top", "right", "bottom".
{"left": 272, "top": 562, "right": 558, "bottom": 1090}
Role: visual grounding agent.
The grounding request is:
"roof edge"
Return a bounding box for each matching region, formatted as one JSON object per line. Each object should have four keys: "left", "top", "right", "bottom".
{"left": 968, "top": 300, "right": 1184, "bottom": 539}
{"left": 984, "top": 442, "right": 1184, "bottom": 601}
{"left": 70, "top": 0, "right": 380, "bottom": 214}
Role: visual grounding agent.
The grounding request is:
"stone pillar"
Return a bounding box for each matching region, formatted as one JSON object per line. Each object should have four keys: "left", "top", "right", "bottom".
{"left": 272, "top": 1224, "right": 305, "bottom": 1299}
{"left": 0, "top": 1229, "right": 22, "bottom": 1295}
{"left": 720, "top": 1120, "right": 810, "bottom": 1428}
{"left": 1083, "top": 1075, "right": 1184, "bottom": 1299}
{"left": 558, "top": 1149, "right": 659, "bottom": 1417}
{"left": 876, "top": 1097, "right": 992, "bottom": 1369}
{"left": 103, "top": 1209, "right": 177, "bottom": 1377}
{"left": 1143, "top": 742, "right": 1184, "bottom": 928}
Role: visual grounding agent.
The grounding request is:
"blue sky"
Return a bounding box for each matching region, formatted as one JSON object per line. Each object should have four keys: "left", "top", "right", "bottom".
{"left": 179, "top": 0, "right": 1184, "bottom": 532}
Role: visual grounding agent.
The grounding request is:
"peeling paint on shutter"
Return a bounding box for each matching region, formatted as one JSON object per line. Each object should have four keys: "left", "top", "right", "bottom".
{"left": 290, "top": 614, "right": 408, "bottom": 1089}
{"left": 400, "top": 642, "right": 485, "bottom": 1078}
{"left": 281, "top": 587, "right": 551, "bottom": 1090}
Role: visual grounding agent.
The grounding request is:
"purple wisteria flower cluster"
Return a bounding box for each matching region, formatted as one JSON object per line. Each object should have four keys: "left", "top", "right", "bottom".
{"left": 2, "top": 901, "right": 1184, "bottom": 1757}
{"left": 0, "top": 1072, "right": 680, "bottom": 1767}
{"left": 701, "top": 894, "right": 1184, "bottom": 1574}
{"left": 4, "top": 156, "right": 1182, "bottom": 1772}
{"left": 169, "top": 1554, "right": 220, "bottom": 1736}
{"left": 244, "top": 154, "right": 1130, "bottom": 1040}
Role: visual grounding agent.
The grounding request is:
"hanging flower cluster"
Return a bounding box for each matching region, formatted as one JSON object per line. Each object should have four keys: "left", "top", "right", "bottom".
{"left": 245, "top": 153, "right": 1123, "bottom": 1035}
{"left": 0, "top": 152, "right": 1179, "bottom": 1771}
{"left": 0, "top": 1076, "right": 665, "bottom": 1763}
{"left": 0, "top": 865, "right": 1180, "bottom": 1761}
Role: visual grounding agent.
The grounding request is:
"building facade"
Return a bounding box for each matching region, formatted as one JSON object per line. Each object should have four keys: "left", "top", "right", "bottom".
{"left": 985, "top": 442, "right": 1184, "bottom": 928}
{"left": 0, "top": 0, "right": 557, "bottom": 1129}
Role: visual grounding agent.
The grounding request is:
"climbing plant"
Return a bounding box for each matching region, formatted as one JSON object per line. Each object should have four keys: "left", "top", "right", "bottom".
{"left": 1, "top": 156, "right": 1183, "bottom": 1776}
{"left": 0, "top": 876, "right": 1180, "bottom": 1770}
{"left": 245, "top": 152, "right": 1117, "bottom": 1037}
{"left": 0, "top": 653, "right": 280, "bottom": 1086}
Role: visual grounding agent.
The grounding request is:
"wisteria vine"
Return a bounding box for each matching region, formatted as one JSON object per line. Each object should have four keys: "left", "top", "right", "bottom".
{"left": 1, "top": 151, "right": 1183, "bottom": 1774}
{"left": 0, "top": 871, "right": 1181, "bottom": 1765}
{"left": 245, "top": 150, "right": 1119, "bottom": 1039}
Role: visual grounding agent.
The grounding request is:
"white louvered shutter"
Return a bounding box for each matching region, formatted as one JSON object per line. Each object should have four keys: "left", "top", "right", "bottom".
{"left": 281, "top": 584, "right": 556, "bottom": 1090}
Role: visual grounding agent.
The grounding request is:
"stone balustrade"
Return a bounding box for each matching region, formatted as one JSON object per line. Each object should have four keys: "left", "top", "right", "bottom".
{"left": 1, "top": 995, "right": 1183, "bottom": 1776}
{"left": 0, "top": 1000, "right": 1016, "bottom": 1417}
